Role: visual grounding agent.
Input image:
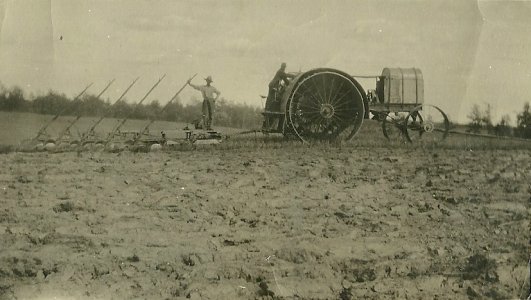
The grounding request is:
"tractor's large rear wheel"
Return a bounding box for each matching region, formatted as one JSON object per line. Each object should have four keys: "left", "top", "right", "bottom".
{"left": 287, "top": 69, "right": 365, "bottom": 142}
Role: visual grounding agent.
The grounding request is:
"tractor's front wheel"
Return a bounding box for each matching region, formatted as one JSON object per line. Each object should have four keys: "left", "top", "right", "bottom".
{"left": 404, "top": 104, "right": 450, "bottom": 143}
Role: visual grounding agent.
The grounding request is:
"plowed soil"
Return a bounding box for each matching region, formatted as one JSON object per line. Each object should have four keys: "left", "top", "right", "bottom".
{"left": 0, "top": 144, "right": 529, "bottom": 299}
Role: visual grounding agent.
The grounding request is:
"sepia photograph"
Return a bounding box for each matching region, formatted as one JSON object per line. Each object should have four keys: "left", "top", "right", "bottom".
{"left": 0, "top": 0, "right": 530, "bottom": 299}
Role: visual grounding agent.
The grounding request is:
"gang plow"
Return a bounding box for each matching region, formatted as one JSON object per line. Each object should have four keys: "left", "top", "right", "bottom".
{"left": 17, "top": 74, "right": 225, "bottom": 153}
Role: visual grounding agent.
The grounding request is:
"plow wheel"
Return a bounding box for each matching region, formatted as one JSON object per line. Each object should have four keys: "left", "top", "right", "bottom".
{"left": 287, "top": 69, "right": 365, "bottom": 142}
{"left": 382, "top": 112, "right": 408, "bottom": 143}
{"left": 404, "top": 104, "right": 449, "bottom": 143}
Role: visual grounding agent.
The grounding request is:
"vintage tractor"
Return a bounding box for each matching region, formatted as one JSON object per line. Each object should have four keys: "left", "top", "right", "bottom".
{"left": 262, "top": 67, "right": 449, "bottom": 143}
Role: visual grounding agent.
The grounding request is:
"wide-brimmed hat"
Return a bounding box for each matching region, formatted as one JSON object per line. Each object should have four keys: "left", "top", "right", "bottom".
{"left": 204, "top": 76, "right": 213, "bottom": 82}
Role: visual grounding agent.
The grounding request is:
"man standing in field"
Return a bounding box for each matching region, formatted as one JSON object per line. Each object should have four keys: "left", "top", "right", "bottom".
{"left": 188, "top": 76, "right": 220, "bottom": 130}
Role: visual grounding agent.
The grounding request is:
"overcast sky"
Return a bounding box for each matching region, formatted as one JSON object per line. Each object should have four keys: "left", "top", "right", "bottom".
{"left": 0, "top": 0, "right": 530, "bottom": 124}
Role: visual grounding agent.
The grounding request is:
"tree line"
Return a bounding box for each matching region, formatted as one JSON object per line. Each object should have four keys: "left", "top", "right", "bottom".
{"left": 0, "top": 84, "right": 263, "bottom": 129}
{"left": 467, "top": 102, "right": 531, "bottom": 139}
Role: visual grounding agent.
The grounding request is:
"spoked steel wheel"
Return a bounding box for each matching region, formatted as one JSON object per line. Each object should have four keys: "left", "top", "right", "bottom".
{"left": 287, "top": 69, "right": 365, "bottom": 142}
{"left": 405, "top": 104, "right": 449, "bottom": 143}
{"left": 382, "top": 112, "right": 408, "bottom": 143}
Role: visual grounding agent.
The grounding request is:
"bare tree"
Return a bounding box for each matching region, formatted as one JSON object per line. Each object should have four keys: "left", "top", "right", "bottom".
{"left": 494, "top": 114, "right": 512, "bottom": 137}
{"left": 482, "top": 103, "right": 494, "bottom": 134}
{"left": 467, "top": 103, "right": 496, "bottom": 134}
{"left": 467, "top": 104, "right": 482, "bottom": 133}
{"left": 516, "top": 102, "right": 530, "bottom": 138}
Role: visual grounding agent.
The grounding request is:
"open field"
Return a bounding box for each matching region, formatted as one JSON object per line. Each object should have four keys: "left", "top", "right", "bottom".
{"left": 1, "top": 111, "right": 530, "bottom": 151}
{"left": 0, "top": 111, "right": 530, "bottom": 299}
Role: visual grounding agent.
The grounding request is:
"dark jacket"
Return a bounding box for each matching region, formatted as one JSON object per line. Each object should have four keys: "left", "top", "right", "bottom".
{"left": 269, "top": 68, "right": 294, "bottom": 88}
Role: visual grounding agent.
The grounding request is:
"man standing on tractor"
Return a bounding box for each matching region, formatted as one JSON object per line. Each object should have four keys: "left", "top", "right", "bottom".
{"left": 263, "top": 62, "right": 295, "bottom": 131}
{"left": 188, "top": 76, "right": 220, "bottom": 130}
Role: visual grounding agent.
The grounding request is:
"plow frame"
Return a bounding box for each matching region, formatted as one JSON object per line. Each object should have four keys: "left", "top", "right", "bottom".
{"left": 79, "top": 77, "right": 140, "bottom": 146}
{"left": 53, "top": 79, "right": 116, "bottom": 145}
